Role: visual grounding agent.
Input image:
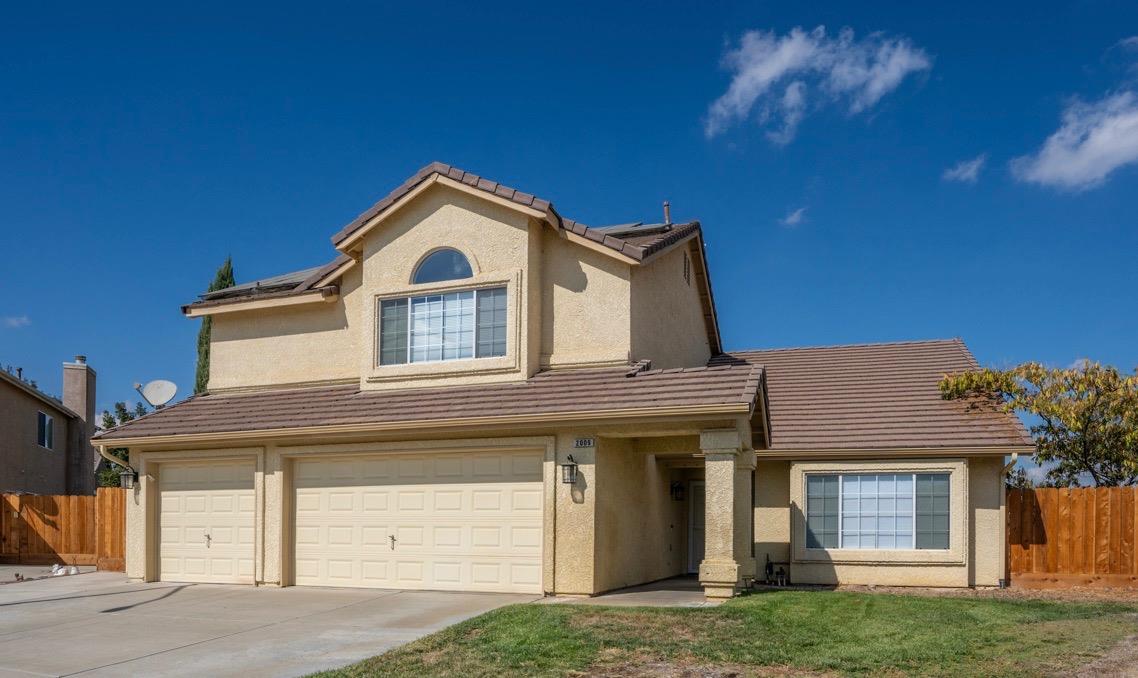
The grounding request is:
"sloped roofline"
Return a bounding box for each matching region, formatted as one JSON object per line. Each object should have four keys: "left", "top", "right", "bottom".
{"left": 0, "top": 368, "right": 80, "bottom": 419}
{"left": 182, "top": 163, "right": 724, "bottom": 354}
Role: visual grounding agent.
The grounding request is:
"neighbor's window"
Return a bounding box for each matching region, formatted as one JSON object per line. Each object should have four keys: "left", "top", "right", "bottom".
{"left": 412, "top": 248, "right": 473, "bottom": 284}
{"left": 36, "top": 411, "right": 54, "bottom": 449}
{"left": 806, "top": 473, "right": 950, "bottom": 550}
{"left": 379, "top": 287, "right": 507, "bottom": 365}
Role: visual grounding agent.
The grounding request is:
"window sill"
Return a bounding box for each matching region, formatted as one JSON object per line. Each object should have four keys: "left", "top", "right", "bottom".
{"left": 795, "top": 547, "right": 961, "bottom": 566}
{"left": 365, "top": 354, "right": 519, "bottom": 385}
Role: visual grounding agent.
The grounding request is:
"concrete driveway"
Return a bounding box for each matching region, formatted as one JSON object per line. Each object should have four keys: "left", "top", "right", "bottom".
{"left": 0, "top": 572, "right": 535, "bottom": 677}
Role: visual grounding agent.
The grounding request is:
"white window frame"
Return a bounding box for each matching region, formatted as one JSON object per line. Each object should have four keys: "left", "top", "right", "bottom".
{"left": 36, "top": 411, "right": 54, "bottom": 450}
{"left": 378, "top": 286, "right": 507, "bottom": 366}
{"left": 806, "top": 472, "right": 948, "bottom": 551}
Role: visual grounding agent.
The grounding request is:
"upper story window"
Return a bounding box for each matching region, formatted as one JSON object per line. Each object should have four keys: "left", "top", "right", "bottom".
{"left": 805, "top": 472, "right": 950, "bottom": 550}
{"left": 379, "top": 286, "right": 507, "bottom": 365}
{"left": 412, "top": 248, "right": 473, "bottom": 284}
{"left": 36, "top": 411, "right": 54, "bottom": 449}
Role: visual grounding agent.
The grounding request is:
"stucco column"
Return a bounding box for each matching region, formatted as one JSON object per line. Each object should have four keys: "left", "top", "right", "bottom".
{"left": 735, "top": 451, "right": 757, "bottom": 584}
{"left": 698, "top": 429, "right": 749, "bottom": 600}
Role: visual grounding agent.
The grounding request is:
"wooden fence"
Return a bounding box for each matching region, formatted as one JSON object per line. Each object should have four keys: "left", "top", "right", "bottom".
{"left": 0, "top": 488, "right": 126, "bottom": 571}
{"left": 1008, "top": 487, "right": 1138, "bottom": 588}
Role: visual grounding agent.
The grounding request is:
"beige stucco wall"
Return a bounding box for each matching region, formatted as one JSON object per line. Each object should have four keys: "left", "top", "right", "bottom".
{"left": 756, "top": 455, "right": 1005, "bottom": 587}
{"left": 754, "top": 460, "right": 791, "bottom": 572}
{"left": 593, "top": 438, "right": 688, "bottom": 593}
{"left": 630, "top": 243, "right": 711, "bottom": 370}
{"left": 539, "top": 229, "right": 631, "bottom": 368}
{"left": 208, "top": 265, "right": 362, "bottom": 391}
{"left": 0, "top": 384, "right": 72, "bottom": 494}
{"left": 969, "top": 455, "right": 1005, "bottom": 586}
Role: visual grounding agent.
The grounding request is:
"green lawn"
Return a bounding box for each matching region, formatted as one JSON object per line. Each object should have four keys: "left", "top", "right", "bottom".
{"left": 313, "top": 590, "right": 1137, "bottom": 677}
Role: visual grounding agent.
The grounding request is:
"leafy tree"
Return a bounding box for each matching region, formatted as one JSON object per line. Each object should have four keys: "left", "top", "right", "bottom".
{"left": 96, "top": 401, "right": 150, "bottom": 487}
{"left": 194, "top": 257, "right": 235, "bottom": 394}
{"left": 1005, "top": 466, "right": 1033, "bottom": 489}
{"left": 941, "top": 362, "right": 1138, "bottom": 487}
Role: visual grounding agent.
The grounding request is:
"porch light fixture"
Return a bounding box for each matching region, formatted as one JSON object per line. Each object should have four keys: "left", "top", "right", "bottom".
{"left": 560, "top": 455, "right": 579, "bottom": 485}
{"left": 119, "top": 468, "right": 139, "bottom": 490}
{"left": 669, "top": 481, "right": 685, "bottom": 502}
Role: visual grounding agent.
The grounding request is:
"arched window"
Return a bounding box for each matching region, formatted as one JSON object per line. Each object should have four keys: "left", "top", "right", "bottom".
{"left": 412, "top": 248, "right": 473, "bottom": 284}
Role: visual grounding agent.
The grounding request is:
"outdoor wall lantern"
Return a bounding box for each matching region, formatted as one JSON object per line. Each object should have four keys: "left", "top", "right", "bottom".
{"left": 560, "top": 455, "right": 579, "bottom": 484}
{"left": 669, "top": 481, "right": 685, "bottom": 502}
{"left": 120, "top": 468, "right": 139, "bottom": 490}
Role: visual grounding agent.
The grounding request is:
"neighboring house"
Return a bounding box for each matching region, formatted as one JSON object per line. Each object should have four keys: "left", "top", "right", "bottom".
{"left": 1, "top": 356, "right": 97, "bottom": 495}
{"left": 93, "top": 163, "right": 1030, "bottom": 599}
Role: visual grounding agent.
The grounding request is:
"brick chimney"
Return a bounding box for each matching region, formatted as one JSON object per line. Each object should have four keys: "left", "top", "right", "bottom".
{"left": 63, "top": 355, "right": 96, "bottom": 494}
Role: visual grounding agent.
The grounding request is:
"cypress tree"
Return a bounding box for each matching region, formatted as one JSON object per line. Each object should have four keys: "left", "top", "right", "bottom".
{"left": 194, "top": 257, "right": 235, "bottom": 394}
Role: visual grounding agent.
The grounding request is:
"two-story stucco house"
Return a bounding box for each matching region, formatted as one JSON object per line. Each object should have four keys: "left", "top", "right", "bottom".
{"left": 1, "top": 357, "right": 97, "bottom": 495}
{"left": 93, "top": 163, "right": 1031, "bottom": 599}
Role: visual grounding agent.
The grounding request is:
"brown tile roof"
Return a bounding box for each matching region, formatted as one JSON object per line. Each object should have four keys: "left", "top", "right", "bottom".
{"left": 331, "top": 161, "right": 698, "bottom": 263}
{"left": 189, "top": 163, "right": 704, "bottom": 308}
{"left": 710, "top": 339, "right": 1031, "bottom": 451}
{"left": 92, "top": 363, "right": 763, "bottom": 442}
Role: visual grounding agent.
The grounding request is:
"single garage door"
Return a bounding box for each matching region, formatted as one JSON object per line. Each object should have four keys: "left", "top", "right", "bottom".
{"left": 293, "top": 451, "right": 543, "bottom": 593}
{"left": 159, "top": 460, "right": 256, "bottom": 584}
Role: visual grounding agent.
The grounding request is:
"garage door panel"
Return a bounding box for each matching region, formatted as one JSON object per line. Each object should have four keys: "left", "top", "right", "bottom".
{"left": 294, "top": 451, "right": 542, "bottom": 593}
{"left": 159, "top": 460, "right": 255, "bottom": 585}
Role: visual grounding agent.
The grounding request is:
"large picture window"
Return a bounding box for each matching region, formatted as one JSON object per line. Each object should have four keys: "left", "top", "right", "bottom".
{"left": 806, "top": 472, "right": 950, "bottom": 551}
{"left": 379, "top": 286, "right": 507, "bottom": 365}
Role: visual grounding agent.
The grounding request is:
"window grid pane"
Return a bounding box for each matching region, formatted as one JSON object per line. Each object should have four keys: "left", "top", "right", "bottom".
{"left": 839, "top": 473, "right": 913, "bottom": 550}
{"left": 378, "top": 299, "right": 409, "bottom": 365}
{"left": 806, "top": 474, "right": 839, "bottom": 548}
{"left": 476, "top": 287, "right": 507, "bottom": 358}
{"left": 410, "top": 291, "right": 474, "bottom": 363}
{"left": 916, "top": 473, "right": 950, "bottom": 549}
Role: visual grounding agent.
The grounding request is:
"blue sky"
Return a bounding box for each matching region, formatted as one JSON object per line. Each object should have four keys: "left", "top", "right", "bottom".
{"left": 2, "top": 1, "right": 1137, "bottom": 461}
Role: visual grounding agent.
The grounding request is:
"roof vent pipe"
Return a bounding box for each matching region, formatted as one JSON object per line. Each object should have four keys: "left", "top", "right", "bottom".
{"left": 663, "top": 200, "right": 672, "bottom": 227}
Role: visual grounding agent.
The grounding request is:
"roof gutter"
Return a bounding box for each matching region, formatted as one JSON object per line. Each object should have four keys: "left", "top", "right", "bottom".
{"left": 754, "top": 445, "right": 1035, "bottom": 461}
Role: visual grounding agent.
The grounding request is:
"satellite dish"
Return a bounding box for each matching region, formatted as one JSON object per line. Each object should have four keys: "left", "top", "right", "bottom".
{"left": 136, "top": 380, "right": 177, "bottom": 408}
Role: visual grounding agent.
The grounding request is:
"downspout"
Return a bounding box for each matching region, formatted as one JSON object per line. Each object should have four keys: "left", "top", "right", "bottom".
{"left": 96, "top": 444, "right": 137, "bottom": 478}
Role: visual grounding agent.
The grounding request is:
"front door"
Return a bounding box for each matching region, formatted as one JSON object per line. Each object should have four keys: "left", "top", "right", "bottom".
{"left": 688, "top": 481, "right": 705, "bottom": 573}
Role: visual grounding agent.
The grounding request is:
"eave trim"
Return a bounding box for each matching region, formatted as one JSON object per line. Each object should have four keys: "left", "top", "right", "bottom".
{"left": 92, "top": 402, "right": 752, "bottom": 448}
{"left": 182, "top": 287, "right": 339, "bottom": 317}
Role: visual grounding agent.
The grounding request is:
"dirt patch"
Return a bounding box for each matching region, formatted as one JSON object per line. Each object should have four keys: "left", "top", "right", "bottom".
{"left": 1070, "top": 634, "right": 1138, "bottom": 677}
{"left": 578, "top": 658, "right": 835, "bottom": 678}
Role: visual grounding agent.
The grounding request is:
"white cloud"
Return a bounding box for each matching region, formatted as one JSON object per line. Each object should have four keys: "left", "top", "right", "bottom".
{"left": 705, "top": 26, "right": 932, "bottom": 142}
{"left": 1011, "top": 91, "right": 1138, "bottom": 190}
{"left": 2, "top": 315, "right": 30, "bottom": 329}
{"left": 1118, "top": 36, "right": 1138, "bottom": 50}
{"left": 942, "top": 154, "right": 987, "bottom": 183}
{"left": 780, "top": 207, "right": 808, "bottom": 226}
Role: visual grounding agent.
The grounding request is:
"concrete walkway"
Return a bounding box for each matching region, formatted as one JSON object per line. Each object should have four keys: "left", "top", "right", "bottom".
{"left": 0, "top": 572, "right": 535, "bottom": 677}
{"left": 543, "top": 576, "right": 718, "bottom": 608}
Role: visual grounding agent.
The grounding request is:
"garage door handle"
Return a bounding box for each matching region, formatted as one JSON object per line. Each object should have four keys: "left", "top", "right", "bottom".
{"left": 205, "top": 533, "right": 212, "bottom": 548}
{"left": 389, "top": 535, "right": 396, "bottom": 550}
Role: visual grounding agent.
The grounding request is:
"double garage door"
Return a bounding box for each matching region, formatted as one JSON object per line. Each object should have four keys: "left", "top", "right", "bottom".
{"left": 158, "top": 451, "right": 543, "bottom": 593}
